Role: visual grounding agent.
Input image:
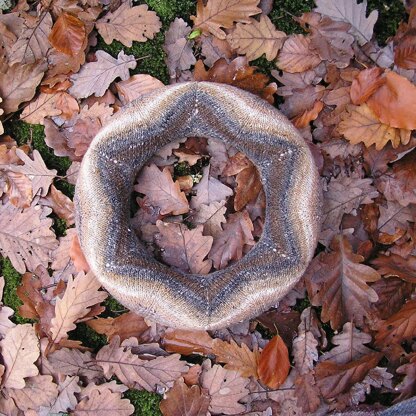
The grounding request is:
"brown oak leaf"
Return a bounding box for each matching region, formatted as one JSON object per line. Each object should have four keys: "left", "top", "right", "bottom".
{"left": 234, "top": 164, "right": 262, "bottom": 211}
{"left": 135, "top": 165, "right": 189, "bottom": 215}
{"left": 162, "top": 328, "right": 214, "bottom": 356}
{"left": 191, "top": 0, "right": 261, "bottom": 39}
{"left": 189, "top": 201, "right": 227, "bottom": 238}
{"left": 371, "top": 253, "right": 416, "bottom": 284}
{"left": 155, "top": 221, "right": 213, "bottom": 274}
{"left": 116, "top": 74, "right": 164, "bottom": 105}
{"left": 350, "top": 67, "right": 385, "bottom": 105}
{"left": 0, "top": 324, "right": 39, "bottom": 389}
{"left": 95, "top": 336, "right": 187, "bottom": 391}
{"left": 20, "top": 92, "right": 62, "bottom": 124}
{"left": 294, "top": 372, "right": 321, "bottom": 414}
{"left": 160, "top": 377, "right": 210, "bottom": 416}
{"left": 395, "top": 353, "right": 416, "bottom": 401}
{"left": 39, "top": 185, "right": 75, "bottom": 226}
{"left": 305, "top": 235, "right": 381, "bottom": 330}
{"left": 96, "top": 2, "right": 161, "bottom": 47}
{"left": 0, "top": 170, "right": 32, "bottom": 208}
{"left": 227, "top": 15, "right": 286, "bottom": 61}
{"left": 69, "top": 50, "right": 137, "bottom": 99}
{"left": 49, "top": 271, "right": 107, "bottom": 345}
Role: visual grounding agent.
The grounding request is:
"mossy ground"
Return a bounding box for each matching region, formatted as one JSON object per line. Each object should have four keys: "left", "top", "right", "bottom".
{"left": 0, "top": 0, "right": 407, "bottom": 414}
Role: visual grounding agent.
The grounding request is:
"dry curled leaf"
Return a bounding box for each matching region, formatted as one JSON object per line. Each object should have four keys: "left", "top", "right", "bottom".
{"left": 162, "top": 328, "right": 214, "bottom": 356}
{"left": 116, "top": 74, "right": 164, "bottom": 105}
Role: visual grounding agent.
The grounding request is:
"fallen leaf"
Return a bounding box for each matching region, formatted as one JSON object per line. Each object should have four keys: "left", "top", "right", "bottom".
{"left": 320, "top": 322, "right": 373, "bottom": 364}
{"left": 49, "top": 271, "right": 107, "bottom": 345}
{"left": 314, "top": 0, "right": 378, "bottom": 45}
{"left": 194, "top": 57, "right": 277, "bottom": 104}
{"left": 155, "top": 221, "right": 213, "bottom": 274}
{"left": 191, "top": 0, "right": 261, "bottom": 39}
{"left": 135, "top": 165, "right": 189, "bottom": 215}
{"left": 40, "top": 185, "right": 74, "bottom": 226}
{"left": 315, "top": 352, "right": 382, "bottom": 399}
{"left": 338, "top": 104, "right": 411, "bottom": 150}
{"left": 86, "top": 311, "right": 149, "bottom": 342}
{"left": 0, "top": 324, "right": 39, "bottom": 389}
{"left": 160, "top": 377, "right": 210, "bottom": 416}
{"left": 258, "top": 335, "right": 290, "bottom": 389}
{"left": 69, "top": 233, "right": 90, "bottom": 273}
{"left": 212, "top": 339, "right": 259, "bottom": 378}
{"left": 48, "top": 12, "right": 86, "bottom": 56}
{"left": 116, "top": 74, "right": 164, "bottom": 105}
{"left": 367, "top": 71, "right": 416, "bottom": 130}
{"left": 1, "top": 170, "right": 32, "bottom": 208}
{"left": 305, "top": 235, "right": 381, "bottom": 330}
{"left": 79, "top": 380, "right": 128, "bottom": 399}
{"left": 74, "top": 388, "right": 134, "bottom": 416}
{"left": 164, "top": 18, "right": 196, "bottom": 79}
{"left": 375, "top": 299, "right": 416, "bottom": 347}
{"left": 96, "top": 336, "right": 187, "bottom": 391}
{"left": 162, "top": 328, "right": 214, "bottom": 356}
{"left": 208, "top": 211, "right": 254, "bottom": 270}
{"left": 190, "top": 201, "right": 227, "bottom": 238}
{"left": 96, "top": 2, "right": 161, "bottom": 47}
{"left": 276, "top": 35, "right": 321, "bottom": 73}
{"left": 371, "top": 254, "right": 416, "bottom": 283}
{"left": 0, "top": 61, "right": 46, "bottom": 114}
{"left": 292, "top": 331, "right": 319, "bottom": 375}
{"left": 20, "top": 92, "right": 62, "bottom": 124}
{"left": 0, "top": 204, "right": 58, "bottom": 273}
{"left": 292, "top": 100, "right": 324, "bottom": 129}
{"left": 9, "top": 12, "right": 52, "bottom": 65}
{"left": 201, "top": 361, "right": 249, "bottom": 415}
{"left": 395, "top": 30, "right": 416, "bottom": 69}
{"left": 294, "top": 372, "right": 321, "bottom": 414}
{"left": 200, "top": 35, "right": 234, "bottom": 67}
{"left": 350, "top": 67, "right": 385, "bottom": 105}
{"left": 227, "top": 14, "right": 286, "bottom": 61}
{"left": 69, "top": 50, "right": 137, "bottom": 99}
{"left": 191, "top": 166, "right": 233, "bottom": 210}
{"left": 6, "top": 375, "right": 58, "bottom": 411}
{"left": 234, "top": 164, "right": 263, "bottom": 211}
{"left": 395, "top": 353, "right": 416, "bottom": 401}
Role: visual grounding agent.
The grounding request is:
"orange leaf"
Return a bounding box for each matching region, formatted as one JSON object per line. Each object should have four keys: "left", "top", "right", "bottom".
{"left": 162, "top": 329, "right": 214, "bottom": 356}
{"left": 292, "top": 100, "right": 324, "bottom": 129}
{"left": 367, "top": 71, "right": 416, "bottom": 130}
{"left": 395, "top": 29, "right": 416, "bottom": 69}
{"left": 49, "top": 13, "right": 86, "bottom": 57}
{"left": 69, "top": 234, "right": 90, "bottom": 273}
{"left": 350, "top": 67, "right": 385, "bottom": 105}
{"left": 258, "top": 335, "right": 290, "bottom": 389}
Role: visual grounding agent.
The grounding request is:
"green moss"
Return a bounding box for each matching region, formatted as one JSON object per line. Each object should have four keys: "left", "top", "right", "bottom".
{"left": 68, "top": 322, "right": 107, "bottom": 351}
{"left": 367, "top": 0, "right": 406, "bottom": 44}
{"left": 124, "top": 390, "right": 162, "bottom": 416}
{"left": 0, "top": 258, "right": 28, "bottom": 324}
{"left": 52, "top": 216, "right": 68, "bottom": 238}
{"left": 137, "top": 0, "right": 196, "bottom": 25}
{"left": 269, "top": 0, "right": 314, "bottom": 34}
{"left": 5, "top": 120, "right": 71, "bottom": 176}
{"left": 103, "top": 296, "right": 126, "bottom": 316}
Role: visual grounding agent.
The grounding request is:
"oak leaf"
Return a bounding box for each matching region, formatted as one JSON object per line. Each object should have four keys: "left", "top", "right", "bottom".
{"left": 80, "top": 380, "right": 128, "bottom": 399}
{"left": 395, "top": 353, "right": 416, "bottom": 401}
{"left": 0, "top": 324, "right": 39, "bottom": 389}
{"left": 208, "top": 211, "right": 254, "bottom": 270}
{"left": 116, "top": 74, "right": 164, "bottom": 105}
{"left": 191, "top": 0, "right": 261, "bottom": 39}
{"left": 0, "top": 61, "right": 46, "bottom": 114}
{"left": 11, "top": 149, "right": 57, "bottom": 198}
{"left": 320, "top": 322, "right": 373, "bottom": 364}
{"left": 201, "top": 361, "right": 249, "bottom": 415}
{"left": 20, "top": 92, "right": 62, "bottom": 125}
{"left": 69, "top": 233, "right": 90, "bottom": 273}
{"left": 0, "top": 277, "right": 15, "bottom": 338}
{"left": 6, "top": 375, "right": 58, "bottom": 411}
{"left": 86, "top": 311, "right": 149, "bottom": 342}
{"left": 1, "top": 170, "right": 32, "bottom": 208}
{"left": 194, "top": 57, "right": 277, "bottom": 104}
{"left": 395, "top": 30, "right": 416, "bottom": 69}
{"left": 276, "top": 35, "right": 321, "bottom": 73}
{"left": 377, "top": 200, "right": 414, "bottom": 237}
{"left": 375, "top": 299, "right": 416, "bottom": 347}
{"left": 164, "top": 18, "right": 196, "bottom": 79}
{"left": 367, "top": 71, "right": 416, "bottom": 130}
{"left": 162, "top": 328, "right": 214, "bottom": 356}
{"left": 227, "top": 15, "right": 286, "bottom": 61}
{"left": 305, "top": 235, "right": 381, "bottom": 330}
{"left": 48, "top": 348, "right": 103, "bottom": 380}
{"left": 258, "top": 335, "right": 290, "bottom": 389}
{"left": 234, "top": 164, "right": 262, "bottom": 211}
{"left": 315, "top": 352, "right": 382, "bottom": 399}
{"left": 135, "top": 165, "right": 189, "bottom": 215}
{"left": 294, "top": 372, "right": 321, "bottom": 414}
{"left": 48, "top": 12, "right": 86, "bottom": 56}
{"left": 292, "top": 331, "right": 319, "bottom": 375}
{"left": 69, "top": 50, "right": 137, "bottom": 99}
{"left": 74, "top": 388, "right": 134, "bottom": 416}
{"left": 40, "top": 185, "right": 75, "bottom": 226}
{"left": 338, "top": 104, "right": 411, "bottom": 150}
{"left": 200, "top": 35, "right": 234, "bottom": 67}
{"left": 371, "top": 254, "right": 416, "bottom": 284}
{"left": 292, "top": 100, "right": 324, "bottom": 129}
{"left": 314, "top": 0, "right": 378, "bottom": 45}
{"left": 0, "top": 204, "right": 58, "bottom": 273}
{"left": 155, "top": 221, "right": 213, "bottom": 274}
{"left": 160, "top": 377, "right": 210, "bottom": 416}
{"left": 212, "top": 339, "right": 259, "bottom": 378}
{"left": 38, "top": 375, "right": 81, "bottom": 415}
{"left": 9, "top": 12, "right": 52, "bottom": 65}
{"left": 49, "top": 271, "right": 107, "bottom": 344}
{"left": 96, "top": 2, "right": 161, "bottom": 47}
{"left": 190, "top": 201, "right": 227, "bottom": 238}
{"left": 96, "top": 336, "right": 187, "bottom": 391}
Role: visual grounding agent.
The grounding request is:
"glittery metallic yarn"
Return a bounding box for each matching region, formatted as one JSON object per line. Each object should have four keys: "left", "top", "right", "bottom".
{"left": 74, "top": 82, "right": 321, "bottom": 330}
